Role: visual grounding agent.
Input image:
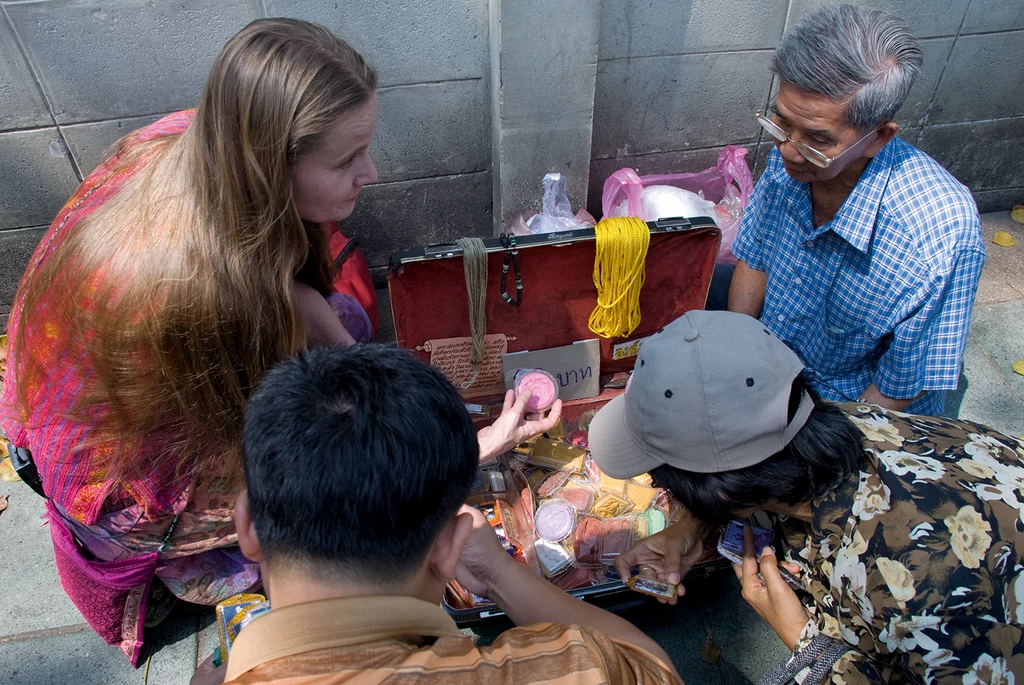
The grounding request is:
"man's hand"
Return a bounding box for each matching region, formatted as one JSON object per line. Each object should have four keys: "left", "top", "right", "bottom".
{"left": 454, "top": 506, "right": 516, "bottom": 598}
{"left": 733, "top": 526, "right": 809, "bottom": 650}
{"left": 613, "top": 518, "right": 707, "bottom": 604}
{"left": 190, "top": 652, "right": 227, "bottom": 685}
{"left": 477, "top": 390, "right": 562, "bottom": 464}
{"left": 858, "top": 384, "right": 924, "bottom": 412}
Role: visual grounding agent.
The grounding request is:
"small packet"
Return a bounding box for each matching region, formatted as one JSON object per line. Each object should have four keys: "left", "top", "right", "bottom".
{"left": 599, "top": 472, "right": 629, "bottom": 495}
{"left": 623, "top": 481, "right": 657, "bottom": 513}
{"left": 593, "top": 492, "right": 631, "bottom": 518}
{"left": 626, "top": 576, "right": 679, "bottom": 601}
{"left": 536, "top": 469, "right": 571, "bottom": 498}
{"left": 643, "top": 508, "right": 666, "bottom": 535}
{"left": 555, "top": 485, "right": 594, "bottom": 512}
{"left": 526, "top": 467, "right": 550, "bottom": 492}
{"left": 633, "top": 516, "right": 649, "bottom": 540}
{"left": 545, "top": 418, "right": 568, "bottom": 441}
{"left": 528, "top": 437, "right": 586, "bottom": 470}
{"left": 216, "top": 593, "right": 270, "bottom": 660}
{"left": 555, "top": 566, "right": 596, "bottom": 591}
{"left": 535, "top": 499, "right": 576, "bottom": 542}
{"left": 495, "top": 499, "right": 523, "bottom": 550}
{"left": 482, "top": 467, "right": 507, "bottom": 494}
{"left": 599, "top": 517, "right": 633, "bottom": 564}
{"left": 631, "top": 473, "right": 654, "bottom": 487}
{"left": 573, "top": 517, "right": 603, "bottom": 566}
{"left": 583, "top": 454, "right": 603, "bottom": 482}
{"left": 534, "top": 537, "right": 574, "bottom": 578}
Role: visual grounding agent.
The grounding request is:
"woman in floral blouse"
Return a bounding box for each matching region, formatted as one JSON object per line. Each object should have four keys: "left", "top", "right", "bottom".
{"left": 588, "top": 310, "right": 1022, "bottom": 684}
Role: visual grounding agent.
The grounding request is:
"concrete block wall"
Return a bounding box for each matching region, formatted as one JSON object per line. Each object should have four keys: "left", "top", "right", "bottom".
{"left": 588, "top": 0, "right": 1024, "bottom": 218}
{"left": 1, "top": 0, "right": 1022, "bottom": 330}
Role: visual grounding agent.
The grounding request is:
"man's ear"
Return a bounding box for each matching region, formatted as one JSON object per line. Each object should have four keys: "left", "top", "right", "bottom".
{"left": 864, "top": 121, "right": 898, "bottom": 158}
{"left": 235, "top": 490, "right": 263, "bottom": 563}
{"left": 427, "top": 510, "right": 474, "bottom": 582}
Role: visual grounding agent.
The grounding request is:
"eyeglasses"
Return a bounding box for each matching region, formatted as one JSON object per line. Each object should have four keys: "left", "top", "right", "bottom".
{"left": 756, "top": 110, "right": 877, "bottom": 168}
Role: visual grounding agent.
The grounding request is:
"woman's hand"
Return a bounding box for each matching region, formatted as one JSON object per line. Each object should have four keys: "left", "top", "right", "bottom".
{"left": 613, "top": 517, "right": 708, "bottom": 604}
{"left": 734, "top": 526, "right": 809, "bottom": 650}
{"left": 293, "top": 280, "right": 356, "bottom": 348}
{"left": 476, "top": 390, "right": 562, "bottom": 464}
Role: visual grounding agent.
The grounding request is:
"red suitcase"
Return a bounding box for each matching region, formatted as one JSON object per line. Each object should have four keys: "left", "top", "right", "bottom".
{"left": 388, "top": 217, "right": 729, "bottom": 623}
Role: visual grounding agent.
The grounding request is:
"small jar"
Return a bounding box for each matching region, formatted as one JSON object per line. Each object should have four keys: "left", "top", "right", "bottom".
{"left": 513, "top": 368, "right": 559, "bottom": 412}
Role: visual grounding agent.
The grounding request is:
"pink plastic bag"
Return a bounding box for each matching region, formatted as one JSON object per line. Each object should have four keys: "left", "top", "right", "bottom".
{"left": 601, "top": 146, "right": 753, "bottom": 265}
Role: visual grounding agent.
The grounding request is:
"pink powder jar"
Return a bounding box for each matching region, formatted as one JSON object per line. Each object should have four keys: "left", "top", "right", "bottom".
{"left": 513, "top": 368, "right": 559, "bottom": 412}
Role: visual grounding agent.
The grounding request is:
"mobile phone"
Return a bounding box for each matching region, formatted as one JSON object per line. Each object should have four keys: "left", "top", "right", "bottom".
{"left": 717, "top": 520, "right": 802, "bottom": 591}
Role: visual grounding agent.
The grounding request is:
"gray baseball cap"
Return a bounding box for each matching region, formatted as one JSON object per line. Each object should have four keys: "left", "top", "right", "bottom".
{"left": 588, "top": 310, "right": 814, "bottom": 478}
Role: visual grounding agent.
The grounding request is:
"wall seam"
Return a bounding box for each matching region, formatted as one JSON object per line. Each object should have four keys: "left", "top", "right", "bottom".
{"left": 258, "top": 0, "right": 268, "bottom": 18}
{"left": 916, "top": 0, "right": 973, "bottom": 142}
{"left": 1, "top": 3, "right": 83, "bottom": 182}
{"left": 598, "top": 46, "right": 776, "bottom": 63}
{"left": 592, "top": 141, "right": 761, "bottom": 163}
{"left": 378, "top": 76, "right": 483, "bottom": 92}
{"left": 57, "top": 111, "right": 173, "bottom": 128}
{"left": 924, "top": 113, "right": 1024, "bottom": 130}
{"left": 371, "top": 168, "right": 489, "bottom": 189}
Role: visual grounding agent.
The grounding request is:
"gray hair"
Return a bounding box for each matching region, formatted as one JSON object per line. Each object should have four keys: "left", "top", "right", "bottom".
{"left": 771, "top": 4, "right": 923, "bottom": 131}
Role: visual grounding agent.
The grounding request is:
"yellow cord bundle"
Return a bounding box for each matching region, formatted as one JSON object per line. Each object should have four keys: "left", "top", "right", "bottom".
{"left": 588, "top": 216, "right": 650, "bottom": 338}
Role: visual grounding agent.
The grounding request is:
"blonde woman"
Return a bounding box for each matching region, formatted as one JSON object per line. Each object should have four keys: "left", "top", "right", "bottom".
{"left": 0, "top": 19, "right": 382, "bottom": 661}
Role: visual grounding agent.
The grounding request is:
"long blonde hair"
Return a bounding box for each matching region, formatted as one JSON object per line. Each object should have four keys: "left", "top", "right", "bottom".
{"left": 12, "top": 18, "right": 377, "bottom": 487}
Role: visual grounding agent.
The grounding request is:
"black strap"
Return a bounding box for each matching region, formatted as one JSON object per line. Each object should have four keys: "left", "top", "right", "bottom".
{"left": 7, "top": 442, "right": 46, "bottom": 499}
{"left": 331, "top": 238, "right": 361, "bottom": 276}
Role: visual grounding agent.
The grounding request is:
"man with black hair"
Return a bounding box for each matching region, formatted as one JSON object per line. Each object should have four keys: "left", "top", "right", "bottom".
{"left": 196, "top": 344, "right": 682, "bottom": 685}
{"left": 589, "top": 310, "right": 1024, "bottom": 684}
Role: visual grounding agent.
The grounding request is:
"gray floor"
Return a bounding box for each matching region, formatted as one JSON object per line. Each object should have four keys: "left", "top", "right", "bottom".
{"left": 3, "top": 211, "right": 1024, "bottom": 684}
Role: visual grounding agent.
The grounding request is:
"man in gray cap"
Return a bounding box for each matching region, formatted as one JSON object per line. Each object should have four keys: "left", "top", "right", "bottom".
{"left": 589, "top": 310, "right": 1024, "bottom": 684}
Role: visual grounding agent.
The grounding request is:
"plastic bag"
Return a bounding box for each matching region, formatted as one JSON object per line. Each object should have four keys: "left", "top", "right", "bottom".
{"left": 601, "top": 146, "right": 754, "bottom": 264}
{"left": 508, "top": 173, "right": 597, "bottom": 236}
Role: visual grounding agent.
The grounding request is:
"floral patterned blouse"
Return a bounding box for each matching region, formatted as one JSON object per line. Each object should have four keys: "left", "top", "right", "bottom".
{"left": 774, "top": 403, "right": 1023, "bottom": 684}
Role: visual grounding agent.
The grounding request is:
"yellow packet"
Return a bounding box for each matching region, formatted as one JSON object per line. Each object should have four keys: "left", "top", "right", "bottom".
{"left": 216, "top": 593, "right": 270, "bottom": 658}
{"left": 624, "top": 481, "right": 657, "bottom": 513}
{"left": 599, "top": 472, "right": 628, "bottom": 495}
{"left": 593, "top": 492, "right": 630, "bottom": 518}
{"left": 528, "top": 437, "right": 586, "bottom": 469}
{"left": 631, "top": 473, "right": 653, "bottom": 487}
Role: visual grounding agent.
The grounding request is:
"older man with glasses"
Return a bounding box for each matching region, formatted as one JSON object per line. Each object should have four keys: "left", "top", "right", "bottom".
{"left": 708, "top": 3, "right": 984, "bottom": 416}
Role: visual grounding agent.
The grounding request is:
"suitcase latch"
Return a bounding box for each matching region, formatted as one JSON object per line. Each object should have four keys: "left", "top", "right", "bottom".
{"left": 654, "top": 216, "right": 693, "bottom": 231}
{"left": 424, "top": 242, "right": 463, "bottom": 259}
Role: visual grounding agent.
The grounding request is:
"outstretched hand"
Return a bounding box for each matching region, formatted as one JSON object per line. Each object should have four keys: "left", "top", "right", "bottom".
{"left": 733, "top": 525, "right": 809, "bottom": 650}
{"left": 477, "top": 390, "right": 562, "bottom": 464}
{"left": 613, "top": 518, "right": 706, "bottom": 604}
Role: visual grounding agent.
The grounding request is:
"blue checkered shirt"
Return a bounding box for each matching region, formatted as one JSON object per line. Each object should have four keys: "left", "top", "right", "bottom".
{"left": 732, "top": 139, "right": 984, "bottom": 415}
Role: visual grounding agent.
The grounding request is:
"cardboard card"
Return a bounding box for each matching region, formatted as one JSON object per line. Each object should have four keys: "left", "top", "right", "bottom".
{"left": 502, "top": 339, "right": 600, "bottom": 402}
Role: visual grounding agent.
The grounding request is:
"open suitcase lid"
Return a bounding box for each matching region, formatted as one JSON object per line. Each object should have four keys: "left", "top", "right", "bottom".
{"left": 387, "top": 217, "right": 726, "bottom": 623}
{"left": 387, "top": 216, "right": 721, "bottom": 406}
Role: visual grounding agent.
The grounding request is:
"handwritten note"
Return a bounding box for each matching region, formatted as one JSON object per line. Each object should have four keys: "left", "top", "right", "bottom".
{"left": 426, "top": 334, "right": 508, "bottom": 398}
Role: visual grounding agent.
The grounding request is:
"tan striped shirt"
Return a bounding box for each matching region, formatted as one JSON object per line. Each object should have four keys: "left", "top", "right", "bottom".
{"left": 224, "top": 595, "right": 680, "bottom": 684}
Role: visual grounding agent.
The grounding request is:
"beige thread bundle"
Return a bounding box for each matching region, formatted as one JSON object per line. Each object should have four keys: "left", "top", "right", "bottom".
{"left": 457, "top": 237, "right": 488, "bottom": 388}
{"left": 588, "top": 216, "right": 650, "bottom": 338}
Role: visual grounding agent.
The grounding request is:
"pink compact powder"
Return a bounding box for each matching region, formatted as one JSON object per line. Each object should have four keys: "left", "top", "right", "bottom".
{"left": 535, "top": 499, "right": 575, "bottom": 542}
{"left": 514, "top": 369, "right": 558, "bottom": 412}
